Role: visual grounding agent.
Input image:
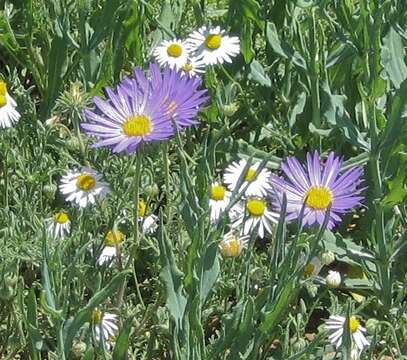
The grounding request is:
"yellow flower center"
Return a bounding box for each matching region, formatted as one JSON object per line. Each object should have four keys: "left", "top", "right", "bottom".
{"left": 167, "top": 101, "right": 177, "bottom": 115}
{"left": 183, "top": 63, "right": 193, "bottom": 72}
{"left": 92, "top": 308, "right": 103, "bottom": 324}
{"left": 167, "top": 43, "right": 183, "bottom": 58}
{"left": 305, "top": 186, "right": 332, "bottom": 210}
{"left": 205, "top": 34, "right": 222, "bottom": 50}
{"left": 304, "top": 263, "right": 315, "bottom": 277}
{"left": 53, "top": 212, "right": 70, "bottom": 224}
{"left": 211, "top": 185, "right": 226, "bottom": 201}
{"left": 76, "top": 174, "right": 96, "bottom": 191}
{"left": 138, "top": 199, "right": 147, "bottom": 217}
{"left": 349, "top": 316, "right": 360, "bottom": 333}
{"left": 0, "top": 81, "right": 7, "bottom": 108}
{"left": 220, "top": 238, "right": 242, "bottom": 257}
{"left": 123, "top": 114, "right": 152, "bottom": 137}
{"left": 246, "top": 199, "right": 266, "bottom": 217}
{"left": 104, "top": 230, "right": 125, "bottom": 246}
{"left": 245, "top": 168, "right": 257, "bottom": 182}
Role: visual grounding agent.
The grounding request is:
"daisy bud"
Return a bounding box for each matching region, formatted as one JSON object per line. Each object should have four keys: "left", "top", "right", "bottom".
{"left": 365, "top": 318, "right": 380, "bottom": 335}
{"left": 325, "top": 270, "right": 341, "bottom": 288}
{"left": 43, "top": 184, "right": 57, "bottom": 200}
{"left": 321, "top": 251, "right": 335, "bottom": 265}
{"left": 222, "top": 102, "right": 239, "bottom": 117}
{"left": 71, "top": 341, "right": 87, "bottom": 358}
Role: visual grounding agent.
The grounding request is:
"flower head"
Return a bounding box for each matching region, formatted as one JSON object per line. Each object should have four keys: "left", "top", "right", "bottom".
{"left": 92, "top": 308, "right": 119, "bottom": 344}
{"left": 224, "top": 159, "right": 272, "bottom": 197}
{"left": 326, "top": 270, "right": 341, "bottom": 288}
{"left": 325, "top": 315, "right": 370, "bottom": 353}
{"left": 233, "top": 197, "right": 279, "bottom": 239}
{"left": 45, "top": 212, "right": 71, "bottom": 239}
{"left": 153, "top": 39, "right": 190, "bottom": 70}
{"left": 303, "top": 257, "right": 322, "bottom": 277}
{"left": 97, "top": 230, "right": 125, "bottom": 266}
{"left": 138, "top": 199, "right": 158, "bottom": 234}
{"left": 0, "top": 80, "right": 21, "bottom": 128}
{"left": 180, "top": 56, "right": 206, "bottom": 77}
{"left": 187, "top": 26, "right": 240, "bottom": 65}
{"left": 59, "top": 167, "right": 110, "bottom": 208}
{"left": 271, "top": 151, "right": 364, "bottom": 229}
{"left": 209, "top": 182, "right": 231, "bottom": 223}
{"left": 219, "top": 231, "right": 249, "bottom": 257}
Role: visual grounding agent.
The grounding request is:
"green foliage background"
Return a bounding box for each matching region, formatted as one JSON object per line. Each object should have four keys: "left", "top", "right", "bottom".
{"left": 1, "top": 0, "right": 407, "bottom": 359}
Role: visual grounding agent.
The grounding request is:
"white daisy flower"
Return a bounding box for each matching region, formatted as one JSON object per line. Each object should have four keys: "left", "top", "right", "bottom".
{"left": 233, "top": 198, "right": 279, "bottom": 239}
{"left": 138, "top": 199, "right": 158, "bottom": 234}
{"left": 181, "top": 56, "right": 206, "bottom": 77}
{"left": 303, "top": 256, "right": 323, "bottom": 277}
{"left": 97, "top": 230, "right": 125, "bottom": 266}
{"left": 326, "top": 270, "right": 341, "bottom": 288}
{"left": 92, "top": 308, "right": 119, "bottom": 344}
{"left": 45, "top": 211, "right": 71, "bottom": 239}
{"left": 187, "top": 26, "right": 240, "bottom": 66}
{"left": 224, "top": 159, "right": 272, "bottom": 197}
{"left": 325, "top": 315, "right": 370, "bottom": 353}
{"left": 59, "top": 167, "right": 110, "bottom": 208}
{"left": 0, "top": 80, "right": 21, "bottom": 128}
{"left": 219, "top": 231, "right": 249, "bottom": 258}
{"left": 209, "top": 182, "right": 231, "bottom": 223}
{"left": 153, "top": 39, "right": 190, "bottom": 70}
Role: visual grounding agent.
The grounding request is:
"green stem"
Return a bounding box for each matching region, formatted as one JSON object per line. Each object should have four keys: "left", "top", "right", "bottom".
{"left": 162, "top": 143, "right": 171, "bottom": 224}
{"left": 309, "top": 10, "right": 321, "bottom": 131}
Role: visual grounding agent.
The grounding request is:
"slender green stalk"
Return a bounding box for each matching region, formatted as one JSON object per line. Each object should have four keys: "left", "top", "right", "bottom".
{"left": 162, "top": 142, "right": 171, "bottom": 224}
{"left": 309, "top": 10, "right": 321, "bottom": 130}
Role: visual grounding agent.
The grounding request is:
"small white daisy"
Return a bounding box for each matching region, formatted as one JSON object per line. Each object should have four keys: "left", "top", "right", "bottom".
{"left": 180, "top": 56, "right": 206, "bottom": 77}
{"left": 233, "top": 198, "right": 279, "bottom": 239}
{"left": 97, "top": 230, "right": 125, "bottom": 266}
{"left": 187, "top": 26, "right": 240, "bottom": 66}
{"left": 92, "top": 308, "right": 119, "bottom": 344}
{"left": 138, "top": 199, "right": 158, "bottom": 234}
{"left": 303, "top": 257, "right": 323, "bottom": 277}
{"left": 326, "top": 270, "right": 341, "bottom": 288}
{"left": 325, "top": 315, "right": 370, "bottom": 353}
{"left": 224, "top": 159, "right": 272, "bottom": 197}
{"left": 45, "top": 212, "right": 71, "bottom": 239}
{"left": 209, "top": 182, "right": 231, "bottom": 223}
{"left": 219, "top": 231, "right": 249, "bottom": 258}
{"left": 0, "top": 80, "right": 21, "bottom": 128}
{"left": 59, "top": 167, "right": 110, "bottom": 208}
{"left": 153, "top": 39, "right": 190, "bottom": 70}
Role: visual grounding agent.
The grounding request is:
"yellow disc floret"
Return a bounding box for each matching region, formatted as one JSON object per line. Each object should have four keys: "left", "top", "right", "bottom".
{"left": 211, "top": 185, "right": 226, "bottom": 201}
{"left": 0, "top": 81, "right": 7, "bottom": 108}
{"left": 167, "top": 43, "right": 183, "bottom": 58}
{"left": 123, "top": 114, "right": 152, "bottom": 137}
{"left": 76, "top": 174, "right": 96, "bottom": 191}
{"left": 305, "top": 186, "right": 332, "bottom": 210}
{"left": 205, "top": 34, "right": 222, "bottom": 50}
{"left": 246, "top": 199, "right": 266, "bottom": 217}
{"left": 304, "top": 263, "right": 315, "bottom": 277}
{"left": 245, "top": 168, "right": 257, "bottom": 182}
{"left": 183, "top": 63, "right": 193, "bottom": 72}
{"left": 104, "top": 230, "right": 125, "bottom": 246}
{"left": 349, "top": 316, "right": 360, "bottom": 333}
{"left": 220, "top": 237, "right": 242, "bottom": 257}
{"left": 92, "top": 308, "right": 103, "bottom": 324}
{"left": 138, "top": 199, "right": 147, "bottom": 217}
{"left": 54, "top": 212, "right": 70, "bottom": 224}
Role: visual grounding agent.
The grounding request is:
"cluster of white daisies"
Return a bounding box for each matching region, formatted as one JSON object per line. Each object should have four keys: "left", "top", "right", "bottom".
{"left": 153, "top": 25, "right": 240, "bottom": 76}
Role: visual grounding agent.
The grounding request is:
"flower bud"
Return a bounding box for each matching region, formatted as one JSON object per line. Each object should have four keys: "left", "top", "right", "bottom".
{"left": 222, "top": 102, "right": 239, "bottom": 117}
{"left": 43, "top": 184, "right": 57, "bottom": 200}
{"left": 71, "top": 341, "right": 87, "bottom": 358}
{"left": 321, "top": 251, "right": 335, "bottom": 265}
{"left": 365, "top": 318, "right": 380, "bottom": 335}
{"left": 326, "top": 270, "right": 341, "bottom": 288}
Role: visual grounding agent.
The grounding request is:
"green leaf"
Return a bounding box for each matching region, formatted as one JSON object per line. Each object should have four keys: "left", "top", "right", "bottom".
{"left": 248, "top": 60, "right": 271, "bottom": 87}
{"left": 381, "top": 26, "right": 407, "bottom": 89}
{"left": 25, "top": 289, "right": 42, "bottom": 359}
{"left": 112, "top": 317, "right": 134, "bottom": 360}
{"left": 288, "top": 92, "right": 307, "bottom": 128}
{"left": 63, "top": 270, "right": 131, "bottom": 354}
{"left": 240, "top": 21, "right": 254, "bottom": 63}
{"left": 200, "top": 242, "right": 220, "bottom": 303}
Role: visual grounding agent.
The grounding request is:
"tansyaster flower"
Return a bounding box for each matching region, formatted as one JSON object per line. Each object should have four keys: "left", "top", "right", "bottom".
{"left": 271, "top": 151, "right": 364, "bottom": 229}
{"left": 92, "top": 308, "right": 119, "bottom": 345}
{"left": 224, "top": 159, "right": 272, "bottom": 197}
{"left": 148, "top": 63, "right": 208, "bottom": 129}
{"left": 45, "top": 212, "right": 71, "bottom": 239}
{"left": 0, "top": 80, "right": 20, "bottom": 128}
{"left": 82, "top": 67, "right": 174, "bottom": 154}
{"left": 325, "top": 315, "right": 370, "bottom": 353}
{"left": 209, "top": 182, "right": 231, "bottom": 223}
{"left": 153, "top": 39, "right": 190, "bottom": 70}
{"left": 59, "top": 167, "right": 110, "bottom": 208}
{"left": 187, "top": 26, "right": 240, "bottom": 65}
{"left": 219, "top": 231, "right": 249, "bottom": 258}
{"left": 233, "top": 198, "right": 279, "bottom": 239}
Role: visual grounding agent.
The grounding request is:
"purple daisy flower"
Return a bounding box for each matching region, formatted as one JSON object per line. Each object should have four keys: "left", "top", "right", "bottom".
{"left": 271, "top": 151, "right": 364, "bottom": 229}
{"left": 82, "top": 71, "right": 174, "bottom": 154}
{"left": 148, "top": 63, "right": 208, "bottom": 129}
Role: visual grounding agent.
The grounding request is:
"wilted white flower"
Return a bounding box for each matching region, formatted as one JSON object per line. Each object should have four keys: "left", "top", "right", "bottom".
{"left": 219, "top": 231, "right": 249, "bottom": 258}
{"left": 97, "top": 230, "right": 125, "bottom": 266}
{"left": 45, "top": 212, "right": 71, "bottom": 239}
{"left": 92, "top": 308, "right": 119, "bottom": 346}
